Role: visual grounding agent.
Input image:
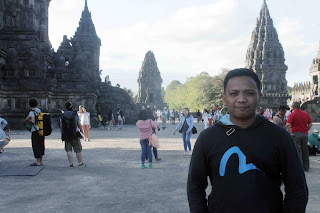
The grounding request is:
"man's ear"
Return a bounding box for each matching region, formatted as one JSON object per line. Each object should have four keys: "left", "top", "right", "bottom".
{"left": 221, "top": 93, "right": 226, "bottom": 106}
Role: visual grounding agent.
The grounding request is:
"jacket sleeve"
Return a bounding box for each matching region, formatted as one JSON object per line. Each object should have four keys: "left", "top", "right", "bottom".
{"left": 281, "top": 132, "right": 308, "bottom": 213}
{"left": 175, "top": 117, "right": 184, "bottom": 131}
{"left": 187, "top": 134, "right": 209, "bottom": 213}
{"left": 187, "top": 116, "right": 194, "bottom": 132}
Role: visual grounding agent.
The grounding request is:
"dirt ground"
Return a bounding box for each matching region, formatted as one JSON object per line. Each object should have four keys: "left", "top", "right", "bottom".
{"left": 0, "top": 122, "right": 319, "bottom": 213}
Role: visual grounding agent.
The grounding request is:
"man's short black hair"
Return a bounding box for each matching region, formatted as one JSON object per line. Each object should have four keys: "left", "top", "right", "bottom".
{"left": 279, "top": 105, "right": 289, "bottom": 111}
{"left": 223, "top": 68, "right": 261, "bottom": 93}
{"left": 29, "top": 99, "right": 38, "bottom": 108}
{"left": 65, "top": 102, "right": 73, "bottom": 110}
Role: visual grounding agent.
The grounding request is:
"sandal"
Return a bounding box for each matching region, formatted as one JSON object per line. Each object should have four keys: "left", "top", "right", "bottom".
{"left": 30, "top": 163, "right": 42, "bottom": 166}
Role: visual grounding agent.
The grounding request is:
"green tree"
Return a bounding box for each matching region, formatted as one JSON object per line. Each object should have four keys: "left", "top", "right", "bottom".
{"left": 164, "top": 69, "right": 229, "bottom": 112}
{"left": 123, "top": 87, "right": 137, "bottom": 102}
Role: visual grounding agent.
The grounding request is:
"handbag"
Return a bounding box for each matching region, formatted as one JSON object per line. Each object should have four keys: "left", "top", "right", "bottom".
{"left": 149, "top": 133, "right": 159, "bottom": 148}
{"left": 192, "top": 126, "right": 197, "bottom": 134}
{"left": 148, "top": 119, "right": 159, "bottom": 148}
{"left": 26, "top": 120, "right": 33, "bottom": 131}
{"left": 178, "top": 129, "right": 182, "bottom": 133}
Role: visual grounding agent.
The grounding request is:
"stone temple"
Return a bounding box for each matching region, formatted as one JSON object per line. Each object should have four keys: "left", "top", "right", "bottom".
{"left": 246, "top": 0, "right": 289, "bottom": 108}
{"left": 0, "top": 0, "right": 138, "bottom": 128}
{"left": 136, "top": 51, "right": 166, "bottom": 110}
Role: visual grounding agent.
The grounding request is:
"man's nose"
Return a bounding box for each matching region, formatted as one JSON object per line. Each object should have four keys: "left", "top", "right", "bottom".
{"left": 237, "top": 93, "right": 247, "bottom": 102}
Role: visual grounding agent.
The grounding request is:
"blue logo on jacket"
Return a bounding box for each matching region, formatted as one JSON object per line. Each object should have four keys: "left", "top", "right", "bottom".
{"left": 219, "top": 146, "right": 259, "bottom": 176}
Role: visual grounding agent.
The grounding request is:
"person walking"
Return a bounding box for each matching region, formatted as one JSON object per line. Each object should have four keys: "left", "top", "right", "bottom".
{"left": 26, "top": 99, "right": 45, "bottom": 166}
{"left": 196, "top": 110, "right": 201, "bottom": 123}
{"left": 117, "top": 110, "right": 125, "bottom": 130}
{"left": 286, "top": 101, "right": 312, "bottom": 172}
{"left": 136, "top": 109, "right": 158, "bottom": 168}
{"left": 173, "top": 108, "right": 194, "bottom": 156}
{"left": 161, "top": 107, "right": 167, "bottom": 130}
{"left": 107, "top": 110, "right": 114, "bottom": 130}
{"left": 80, "top": 106, "right": 90, "bottom": 142}
{"left": 0, "top": 117, "right": 10, "bottom": 153}
{"left": 60, "top": 102, "right": 85, "bottom": 168}
{"left": 202, "top": 109, "right": 209, "bottom": 129}
{"left": 187, "top": 68, "right": 307, "bottom": 212}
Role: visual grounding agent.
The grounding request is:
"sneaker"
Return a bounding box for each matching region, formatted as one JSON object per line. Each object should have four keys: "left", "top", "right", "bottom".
{"left": 69, "top": 164, "right": 74, "bottom": 168}
{"left": 156, "top": 158, "right": 161, "bottom": 161}
{"left": 141, "top": 164, "right": 146, "bottom": 169}
{"left": 188, "top": 151, "right": 193, "bottom": 156}
{"left": 149, "top": 163, "right": 153, "bottom": 168}
{"left": 183, "top": 152, "right": 188, "bottom": 156}
{"left": 79, "top": 163, "right": 86, "bottom": 167}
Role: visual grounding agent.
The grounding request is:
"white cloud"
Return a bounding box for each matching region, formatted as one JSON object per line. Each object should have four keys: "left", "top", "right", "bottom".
{"left": 99, "top": 0, "right": 250, "bottom": 90}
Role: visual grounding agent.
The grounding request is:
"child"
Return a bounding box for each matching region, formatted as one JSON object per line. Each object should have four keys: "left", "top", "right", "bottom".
{"left": 0, "top": 117, "right": 10, "bottom": 153}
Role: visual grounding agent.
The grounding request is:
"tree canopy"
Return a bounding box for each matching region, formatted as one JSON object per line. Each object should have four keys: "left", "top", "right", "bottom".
{"left": 164, "top": 69, "right": 229, "bottom": 111}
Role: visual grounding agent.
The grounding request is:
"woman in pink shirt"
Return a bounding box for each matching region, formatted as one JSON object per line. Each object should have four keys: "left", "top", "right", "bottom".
{"left": 136, "top": 110, "right": 158, "bottom": 168}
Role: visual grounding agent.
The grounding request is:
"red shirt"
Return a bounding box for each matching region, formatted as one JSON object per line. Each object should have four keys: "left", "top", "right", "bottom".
{"left": 286, "top": 109, "right": 312, "bottom": 134}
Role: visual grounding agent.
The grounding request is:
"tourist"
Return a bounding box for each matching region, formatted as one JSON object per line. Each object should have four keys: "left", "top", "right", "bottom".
{"left": 136, "top": 109, "right": 158, "bottom": 168}
{"left": 60, "top": 102, "right": 85, "bottom": 168}
{"left": 308, "top": 130, "right": 320, "bottom": 156}
{"left": 80, "top": 106, "right": 90, "bottom": 142}
{"left": 26, "top": 99, "right": 45, "bottom": 166}
{"left": 213, "top": 107, "right": 221, "bottom": 123}
{"left": 170, "top": 109, "right": 175, "bottom": 124}
{"left": 202, "top": 109, "right": 209, "bottom": 129}
{"left": 145, "top": 108, "right": 161, "bottom": 161}
{"left": 272, "top": 105, "right": 288, "bottom": 128}
{"left": 77, "top": 105, "right": 83, "bottom": 117}
{"left": 196, "top": 110, "right": 201, "bottom": 123}
{"left": 187, "top": 68, "right": 307, "bottom": 212}
{"left": 286, "top": 101, "right": 312, "bottom": 171}
{"left": 173, "top": 108, "right": 194, "bottom": 156}
{"left": 117, "top": 110, "right": 125, "bottom": 130}
{"left": 107, "top": 110, "right": 114, "bottom": 130}
{"left": 0, "top": 117, "right": 10, "bottom": 153}
{"left": 208, "top": 110, "right": 213, "bottom": 127}
{"left": 161, "top": 107, "right": 167, "bottom": 130}
{"left": 263, "top": 108, "right": 272, "bottom": 120}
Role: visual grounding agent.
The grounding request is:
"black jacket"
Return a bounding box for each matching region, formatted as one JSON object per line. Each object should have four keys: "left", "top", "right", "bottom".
{"left": 187, "top": 115, "right": 308, "bottom": 213}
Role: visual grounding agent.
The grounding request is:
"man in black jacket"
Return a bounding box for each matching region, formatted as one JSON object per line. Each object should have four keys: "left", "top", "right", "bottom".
{"left": 187, "top": 68, "right": 308, "bottom": 213}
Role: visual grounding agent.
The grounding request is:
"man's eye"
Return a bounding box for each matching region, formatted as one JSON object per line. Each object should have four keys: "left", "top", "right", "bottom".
{"left": 230, "top": 93, "right": 237, "bottom": 96}
{"left": 246, "top": 92, "right": 254, "bottom": 96}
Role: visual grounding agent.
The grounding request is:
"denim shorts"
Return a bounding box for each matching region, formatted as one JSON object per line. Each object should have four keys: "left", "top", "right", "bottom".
{"left": 0, "top": 140, "right": 7, "bottom": 147}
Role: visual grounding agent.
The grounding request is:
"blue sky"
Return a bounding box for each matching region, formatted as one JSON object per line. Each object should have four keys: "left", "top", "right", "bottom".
{"left": 49, "top": 0, "right": 320, "bottom": 92}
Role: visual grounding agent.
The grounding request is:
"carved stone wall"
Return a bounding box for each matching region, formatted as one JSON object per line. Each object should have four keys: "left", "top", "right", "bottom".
{"left": 0, "top": 0, "right": 138, "bottom": 128}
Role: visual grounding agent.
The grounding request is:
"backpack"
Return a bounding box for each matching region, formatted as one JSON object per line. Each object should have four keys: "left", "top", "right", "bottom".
{"left": 62, "top": 112, "right": 77, "bottom": 141}
{"left": 37, "top": 113, "right": 52, "bottom": 136}
{"left": 27, "top": 110, "right": 52, "bottom": 136}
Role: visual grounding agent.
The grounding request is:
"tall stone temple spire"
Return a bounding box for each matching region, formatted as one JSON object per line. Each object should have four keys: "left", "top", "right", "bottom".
{"left": 71, "top": 0, "right": 101, "bottom": 81}
{"left": 137, "top": 51, "right": 165, "bottom": 109}
{"left": 246, "top": 0, "right": 288, "bottom": 107}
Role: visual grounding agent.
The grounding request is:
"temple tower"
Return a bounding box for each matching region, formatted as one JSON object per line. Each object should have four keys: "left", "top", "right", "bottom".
{"left": 71, "top": 0, "right": 101, "bottom": 84}
{"left": 246, "top": 0, "right": 289, "bottom": 107}
{"left": 309, "top": 41, "right": 320, "bottom": 97}
{"left": 137, "top": 51, "right": 165, "bottom": 109}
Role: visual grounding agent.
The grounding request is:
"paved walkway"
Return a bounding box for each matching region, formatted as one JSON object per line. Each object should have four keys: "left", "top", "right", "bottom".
{"left": 0, "top": 122, "right": 319, "bottom": 212}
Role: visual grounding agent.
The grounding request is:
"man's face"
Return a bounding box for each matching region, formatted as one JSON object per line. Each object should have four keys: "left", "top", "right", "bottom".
{"left": 222, "top": 76, "right": 261, "bottom": 121}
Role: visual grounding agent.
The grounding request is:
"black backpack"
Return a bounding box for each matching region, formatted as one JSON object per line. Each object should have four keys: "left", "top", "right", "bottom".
{"left": 62, "top": 112, "right": 77, "bottom": 141}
